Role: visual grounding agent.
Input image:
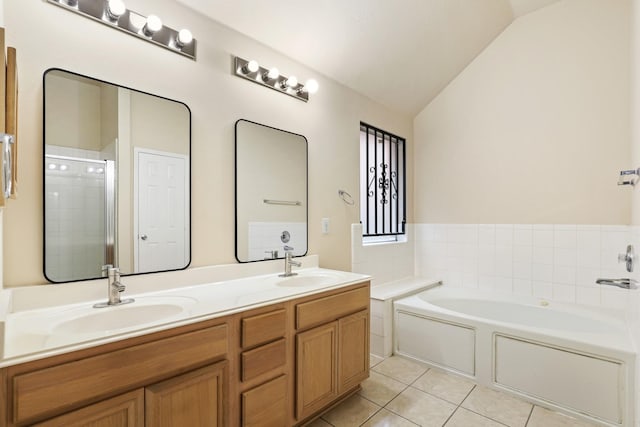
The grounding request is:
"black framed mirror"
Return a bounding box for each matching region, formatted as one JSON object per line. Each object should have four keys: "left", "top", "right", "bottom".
{"left": 235, "top": 119, "right": 308, "bottom": 262}
{"left": 43, "top": 68, "right": 191, "bottom": 282}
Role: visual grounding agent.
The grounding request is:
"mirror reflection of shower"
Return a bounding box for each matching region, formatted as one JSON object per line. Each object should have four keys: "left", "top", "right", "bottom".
{"left": 44, "top": 151, "right": 116, "bottom": 282}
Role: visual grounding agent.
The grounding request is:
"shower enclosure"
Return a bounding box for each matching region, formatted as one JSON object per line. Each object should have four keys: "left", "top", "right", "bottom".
{"left": 44, "top": 154, "right": 115, "bottom": 282}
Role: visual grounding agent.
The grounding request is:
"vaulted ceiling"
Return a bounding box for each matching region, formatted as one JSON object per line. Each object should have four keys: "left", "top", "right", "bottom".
{"left": 177, "top": 0, "right": 561, "bottom": 116}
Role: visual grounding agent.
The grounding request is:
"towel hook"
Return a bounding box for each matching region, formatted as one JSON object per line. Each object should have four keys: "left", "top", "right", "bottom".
{"left": 338, "top": 189, "right": 355, "bottom": 206}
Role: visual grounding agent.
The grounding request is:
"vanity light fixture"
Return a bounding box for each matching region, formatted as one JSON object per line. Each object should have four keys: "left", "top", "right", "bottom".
{"left": 176, "top": 29, "right": 193, "bottom": 49}
{"left": 142, "top": 14, "right": 162, "bottom": 37}
{"left": 263, "top": 67, "right": 279, "bottom": 81}
{"left": 105, "top": 0, "right": 125, "bottom": 22}
{"left": 47, "top": 0, "right": 197, "bottom": 60}
{"left": 302, "top": 79, "right": 319, "bottom": 94}
{"left": 234, "top": 56, "right": 318, "bottom": 102}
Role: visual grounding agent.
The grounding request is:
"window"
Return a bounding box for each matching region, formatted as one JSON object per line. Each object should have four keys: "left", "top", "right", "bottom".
{"left": 359, "top": 122, "right": 406, "bottom": 242}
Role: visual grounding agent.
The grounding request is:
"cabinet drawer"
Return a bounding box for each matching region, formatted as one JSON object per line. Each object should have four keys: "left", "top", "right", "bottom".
{"left": 12, "top": 324, "right": 228, "bottom": 425}
{"left": 242, "top": 375, "right": 288, "bottom": 427}
{"left": 33, "top": 389, "right": 144, "bottom": 427}
{"left": 241, "top": 309, "right": 286, "bottom": 349}
{"left": 296, "top": 286, "right": 369, "bottom": 330}
{"left": 241, "top": 338, "right": 286, "bottom": 382}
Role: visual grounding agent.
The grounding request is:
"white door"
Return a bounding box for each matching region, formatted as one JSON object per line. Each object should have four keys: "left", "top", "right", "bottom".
{"left": 136, "top": 150, "right": 188, "bottom": 273}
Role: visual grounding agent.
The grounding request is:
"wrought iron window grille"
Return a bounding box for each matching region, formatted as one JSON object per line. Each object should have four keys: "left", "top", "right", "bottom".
{"left": 360, "top": 122, "right": 406, "bottom": 238}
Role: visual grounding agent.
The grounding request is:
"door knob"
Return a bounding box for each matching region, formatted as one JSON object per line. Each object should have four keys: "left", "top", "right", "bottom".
{"left": 140, "top": 234, "right": 148, "bottom": 241}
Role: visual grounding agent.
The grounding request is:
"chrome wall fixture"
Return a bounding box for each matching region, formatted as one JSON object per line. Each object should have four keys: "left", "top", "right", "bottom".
{"left": 47, "top": 0, "right": 197, "bottom": 60}
{"left": 618, "top": 168, "right": 640, "bottom": 186}
{"left": 234, "top": 56, "right": 319, "bottom": 102}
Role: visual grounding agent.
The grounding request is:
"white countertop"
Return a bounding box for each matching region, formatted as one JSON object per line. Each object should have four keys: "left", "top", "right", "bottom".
{"left": 0, "top": 257, "right": 370, "bottom": 368}
{"left": 370, "top": 276, "right": 441, "bottom": 301}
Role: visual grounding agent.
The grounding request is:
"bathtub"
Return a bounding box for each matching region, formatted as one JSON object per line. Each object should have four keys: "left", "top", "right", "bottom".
{"left": 394, "top": 286, "right": 636, "bottom": 427}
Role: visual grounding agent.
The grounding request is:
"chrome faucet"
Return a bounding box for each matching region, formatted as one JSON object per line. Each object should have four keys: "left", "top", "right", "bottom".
{"left": 596, "top": 278, "right": 638, "bottom": 290}
{"left": 94, "top": 265, "right": 135, "bottom": 308}
{"left": 279, "top": 246, "right": 301, "bottom": 277}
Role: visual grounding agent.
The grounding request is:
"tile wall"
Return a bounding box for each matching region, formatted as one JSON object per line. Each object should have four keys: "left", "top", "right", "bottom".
{"left": 415, "top": 224, "right": 640, "bottom": 310}
{"left": 351, "top": 223, "right": 415, "bottom": 286}
{"left": 247, "top": 221, "right": 307, "bottom": 260}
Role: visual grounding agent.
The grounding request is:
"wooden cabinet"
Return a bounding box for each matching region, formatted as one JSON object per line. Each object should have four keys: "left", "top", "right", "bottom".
{"left": 146, "top": 363, "right": 226, "bottom": 427}
{"left": 4, "top": 321, "right": 229, "bottom": 427}
{"left": 241, "top": 375, "right": 288, "bottom": 427}
{"left": 0, "top": 281, "right": 370, "bottom": 427}
{"left": 33, "top": 390, "right": 144, "bottom": 427}
{"left": 234, "top": 306, "right": 290, "bottom": 427}
{"left": 296, "top": 322, "right": 339, "bottom": 419}
{"left": 295, "top": 285, "right": 370, "bottom": 422}
{"left": 338, "top": 310, "right": 369, "bottom": 393}
{"left": 32, "top": 363, "right": 227, "bottom": 427}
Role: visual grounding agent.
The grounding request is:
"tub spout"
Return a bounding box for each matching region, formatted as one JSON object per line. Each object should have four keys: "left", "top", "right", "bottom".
{"left": 596, "top": 278, "right": 638, "bottom": 290}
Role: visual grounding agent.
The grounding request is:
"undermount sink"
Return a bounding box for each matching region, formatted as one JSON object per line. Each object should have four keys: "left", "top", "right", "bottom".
{"left": 53, "top": 296, "right": 196, "bottom": 335}
{"left": 275, "top": 273, "right": 342, "bottom": 287}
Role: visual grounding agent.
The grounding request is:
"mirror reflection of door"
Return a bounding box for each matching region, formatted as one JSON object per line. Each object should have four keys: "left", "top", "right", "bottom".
{"left": 135, "top": 149, "right": 188, "bottom": 273}
{"left": 43, "top": 69, "right": 191, "bottom": 282}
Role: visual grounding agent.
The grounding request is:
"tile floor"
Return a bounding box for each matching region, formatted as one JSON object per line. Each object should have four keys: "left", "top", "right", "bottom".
{"left": 307, "top": 355, "right": 599, "bottom": 427}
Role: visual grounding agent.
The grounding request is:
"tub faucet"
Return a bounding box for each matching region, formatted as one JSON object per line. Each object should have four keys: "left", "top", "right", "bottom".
{"left": 280, "top": 246, "right": 301, "bottom": 277}
{"left": 94, "top": 265, "right": 135, "bottom": 308}
{"left": 596, "top": 278, "right": 638, "bottom": 290}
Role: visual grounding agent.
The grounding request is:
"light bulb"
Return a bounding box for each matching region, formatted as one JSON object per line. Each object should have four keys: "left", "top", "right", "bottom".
{"left": 303, "top": 79, "right": 319, "bottom": 94}
{"left": 59, "top": 164, "right": 68, "bottom": 171}
{"left": 87, "top": 167, "right": 95, "bottom": 173}
{"left": 143, "top": 14, "right": 162, "bottom": 37}
{"left": 106, "top": 0, "right": 126, "bottom": 21}
{"left": 263, "top": 67, "right": 279, "bottom": 81}
{"left": 176, "top": 29, "right": 193, "bottom": 48}
{"left": 48, "top": 163, "right": 57, "bottom": 170}
{"left": 285, "top": 76, "right": 298, "bottom": 88}
{"left": 243, "top": 59, "right": 259, "bottom": 74}
{"left": 97, "top": 168, "right": 105, "bottom": 174}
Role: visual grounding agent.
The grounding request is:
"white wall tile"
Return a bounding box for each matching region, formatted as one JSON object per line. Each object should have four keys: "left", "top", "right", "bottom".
{"left": 552, "top": 284, "right": 576, "bottom": 303}
{"left": 576, "top": 268, "right": 600, "bottom": 288}
{"left": 478, "top": 225, "right": 495, "bottom": 245}
{"left": 462, "top": 273, "right": 479, "bottom": 289}
{"left": 532, "top": 263, "right": 553, "bottom": 282}
{"left": 601, "top": 287, "right": 629, "bottom": 310}
{"left": 462, "top": 224, "right": 479, "bottom": 244}
{"left": 478, "top": 275, "right": 495, "bottom": 291}
{"left": 532, "top": 246, "right": 553, "bottom": 264}
{"left": 513, "top": 245, "right": 532, "bottom": 263}
{"left": 513, "top": 261, "right": 532, "bottom": 280}
{"left": 533, "top": 228, "right": 554, "bottom": 247}
{"left": 493, "top": 276, "right": 513, "bottom": 294}
{"left": 576, "top": 287, "right": 601, "bottom": 307}
{"left": 553, "top": 225, "right": 577, "bottom": 249}
{"left": 553, "top": 248, "right": 577, "bottom": 266}
{"left": 495, "top": 224, "right": 514, "bottom": 246}
{"left": 532, "top": 281, "right": 553, "bottom": 299}
{"left": 553, "top": 265, "right": 576, "bottom": 285}
{"left": 513, "top": 225, "right": 533, "bottom": 246}
{"left": 513, "top": 279, "right": 532, "bottom": 296}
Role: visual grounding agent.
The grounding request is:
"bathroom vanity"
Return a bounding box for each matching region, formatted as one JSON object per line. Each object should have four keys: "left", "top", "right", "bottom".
{"left": 0, "top": 266, "right": 370, "bottom": 427}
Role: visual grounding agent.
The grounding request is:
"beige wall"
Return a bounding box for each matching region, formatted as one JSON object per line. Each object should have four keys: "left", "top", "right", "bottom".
{"left": 45, "top": 72, "right": 102, "bottom": 151}
{"left": 414, "top": 0, "right": 630, "bottom": 224}
{"left": 3, "top": 0, "right": 413, "bottom": 286}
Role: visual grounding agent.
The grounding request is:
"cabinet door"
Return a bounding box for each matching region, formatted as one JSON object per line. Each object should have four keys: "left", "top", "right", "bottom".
{"left": 296, "top": 321, "right": 338, "bottom": 420}
{"left": 241, "top": 375, "right": 288, "bottom": 427}
{"left": 33, "top": 389, "right": 144, "bottom": 427}
{"left": 338, "top": 310, "right": 370, "bottom": 393}
{"left": 145, "top": 362, "right": 227, "bottom": 427}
